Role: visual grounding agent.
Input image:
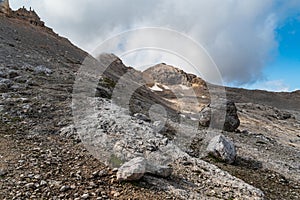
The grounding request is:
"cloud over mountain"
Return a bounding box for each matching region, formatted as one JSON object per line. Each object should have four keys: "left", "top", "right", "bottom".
{"left": 11, "top": 0, "right": 300, "bottom": 84}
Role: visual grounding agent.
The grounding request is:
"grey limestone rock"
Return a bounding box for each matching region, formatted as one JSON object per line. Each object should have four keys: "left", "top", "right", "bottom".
{"left": 117, "top": 157, "right": 146, "bottom": 181}
{"left": 34, "top": 65, "right": 52, "bottom": 75}
{"left": 207, "top": 134, "right": 236, "bottom": 164}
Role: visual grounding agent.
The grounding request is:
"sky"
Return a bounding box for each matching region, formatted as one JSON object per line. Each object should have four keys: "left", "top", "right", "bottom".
{"left": 10, "top": 0, "right": 300, "bottom": 92}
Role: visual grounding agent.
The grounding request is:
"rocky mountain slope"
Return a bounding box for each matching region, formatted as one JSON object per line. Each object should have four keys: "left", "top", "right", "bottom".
{"left": 0, "top": 7, "right": 299, "bottom": 200}
{"left": 142, "top": 63, "right": 300, "bottom": 199}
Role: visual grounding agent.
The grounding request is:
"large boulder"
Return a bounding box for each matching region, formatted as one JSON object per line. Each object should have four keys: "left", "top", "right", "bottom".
{"left": 116, "top": 157, "right": 173, "bottom": 181}
{"left": 224, "top": 101, "right": 240, "bottom": 131}
{"left": 145, "top": 162, "right": 173, "bottom": 178}
{"left": 117, "top": 157, "right": 146, "bottom": 181}
{"left": 199, "top": 101, "right": 240, "bottom": 132}
{"left": 207, "top": 135, "right": 236, "bottom": 164}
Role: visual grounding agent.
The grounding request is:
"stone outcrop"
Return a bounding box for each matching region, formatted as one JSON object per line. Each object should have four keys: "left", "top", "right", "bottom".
{"left": 0, "top": 0, "right": 45, "bottom": 27}
{"left": 14, "top": 7, "right": 45, "bottom": 27}
{"left": 70, "top": 97, "right": 265, "bottom": 198}
{"left": 0, "top": 0, "right": 11, "bottom": 15}
{"left": 143, "top": 63, "right": 206, "bottom": 87}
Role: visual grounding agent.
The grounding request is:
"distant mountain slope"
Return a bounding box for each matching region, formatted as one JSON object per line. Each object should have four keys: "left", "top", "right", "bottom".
{"left": 226, "top": 87, "right": 300, "bottom": 112}
{"left": 142, "top": 63, "right": 300, "bottom": 112}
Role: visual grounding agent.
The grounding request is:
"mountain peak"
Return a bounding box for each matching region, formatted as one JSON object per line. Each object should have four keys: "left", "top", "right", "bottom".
{"left": 13, "top": 7, "right": 45, "bottom": 27}
{"left": 1, "top": 0, "right": 48, "bottom": 30}
{"left": 143, "top": 63, "right": 206, "bottom": 87}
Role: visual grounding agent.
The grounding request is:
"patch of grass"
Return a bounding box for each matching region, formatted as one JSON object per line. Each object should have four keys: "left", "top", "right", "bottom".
{"left": 109, "top": 154, "right": 124, "bottom": 168}
{"left": 96, "top": 77, "right": 116, "bottom": 99}
{"left": 102, "top": 77, "right": 116, "bottom": 88}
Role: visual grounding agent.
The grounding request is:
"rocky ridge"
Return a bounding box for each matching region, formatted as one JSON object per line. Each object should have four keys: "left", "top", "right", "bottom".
{"left": 62, "top": 97, "right": 265, "bottom": 199}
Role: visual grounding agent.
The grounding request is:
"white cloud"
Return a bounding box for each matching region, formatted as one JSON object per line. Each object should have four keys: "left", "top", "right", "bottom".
{"left": 246, "top": 80, "right": 290, "bottom": 92}
{"left": 9, "top": 0, "right": 300, "bottom": 85}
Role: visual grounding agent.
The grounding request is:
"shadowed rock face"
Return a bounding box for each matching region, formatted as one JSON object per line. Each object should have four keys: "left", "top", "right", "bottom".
{"left": 95, "top": 54, "right": 180, "bottom": 121}
{"left": 198, "top": 101, "right": 240, "bottom": 132}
